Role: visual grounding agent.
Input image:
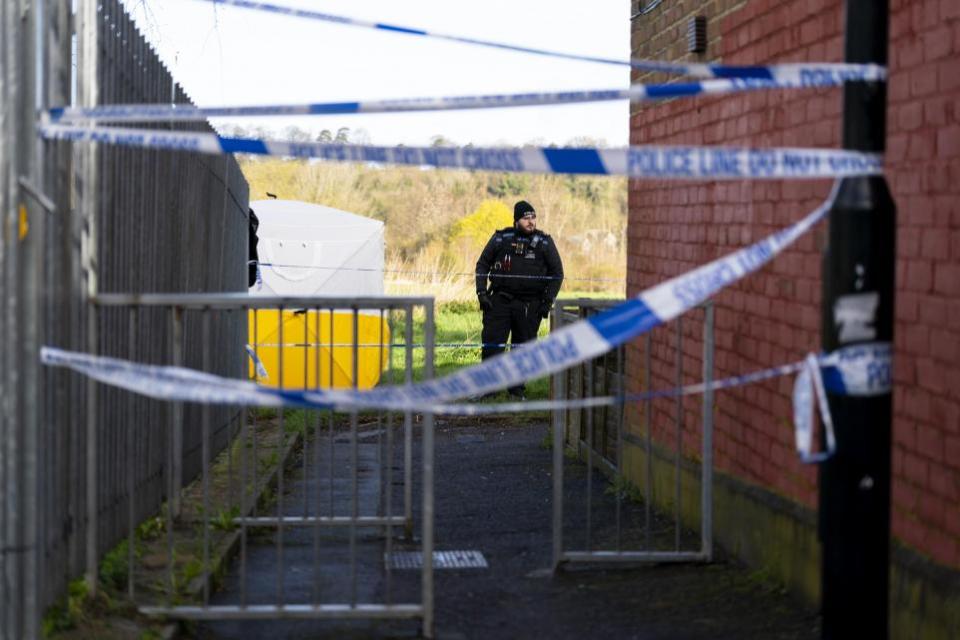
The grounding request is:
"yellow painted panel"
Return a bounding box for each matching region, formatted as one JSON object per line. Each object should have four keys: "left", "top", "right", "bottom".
{"left": 248, "top": 309, "right": 390, "bottom": 389}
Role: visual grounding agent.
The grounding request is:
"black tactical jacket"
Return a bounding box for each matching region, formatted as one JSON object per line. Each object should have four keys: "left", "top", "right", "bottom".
{"left": 475, "top": 227, "right": 564, "bottom": 302}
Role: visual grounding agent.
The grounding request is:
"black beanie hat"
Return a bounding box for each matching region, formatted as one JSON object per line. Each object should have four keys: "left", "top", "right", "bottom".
{"left": 514, "top": 200, "right": 535, "bottom": 222}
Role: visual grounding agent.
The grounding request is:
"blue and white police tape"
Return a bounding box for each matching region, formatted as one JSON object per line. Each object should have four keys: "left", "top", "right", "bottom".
{"left": 248, "top": 342, "right": 531, "bottom": 350}
{"left": 418, "top": 342, "right": 890, "bottom": 464}
{"left": 819, "top": 340, "right": 893, "bottom": 396}
{"left": 791, "top": 342, "right": 891, "bottom": 461}
{"left": 793, "top": 353, "right": 834, "bottom": 463}
{"left": 44, "top": 345, "right": 804, "bottom": 413}
{"left": 40, "top": 341, "right": 891, "bottom": 464}
{"left": 256, "top": 263, "right": 609, "bottom": 284}
{"left": 43, "top": 183, "right": 840, "bottom": 412}
{"left": 38, "top": 124, "right": 883, "bottom": 180}
{"left": 47, "top": 77, "right": 851, "bottom": 124}
{"left": 245, "top": 345, "right": 269, "bottom": 379}
{"left": 44, "top": 345, "right": 298, "bottom": 408}
{"left": 199, "top": 0, "right": 886, "bottom": 84}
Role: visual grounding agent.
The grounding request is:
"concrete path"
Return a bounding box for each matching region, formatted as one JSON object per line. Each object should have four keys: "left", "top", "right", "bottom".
{"left": 196, "top": 420, "right": 820, "bottom": 639}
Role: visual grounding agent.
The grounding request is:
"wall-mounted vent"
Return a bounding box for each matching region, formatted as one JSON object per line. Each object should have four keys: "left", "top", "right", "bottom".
{"left": 688, "top": 16, "right": 707, "bottom": 54}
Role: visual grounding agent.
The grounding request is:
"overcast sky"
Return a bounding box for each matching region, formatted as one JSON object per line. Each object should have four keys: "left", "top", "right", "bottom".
{"left": 121, "top": 0, "right": 630, "bottom": 147}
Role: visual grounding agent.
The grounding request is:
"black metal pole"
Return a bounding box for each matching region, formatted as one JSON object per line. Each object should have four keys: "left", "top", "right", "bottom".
{"left": 820, "top": 1, "right": 895, "bottom": 638}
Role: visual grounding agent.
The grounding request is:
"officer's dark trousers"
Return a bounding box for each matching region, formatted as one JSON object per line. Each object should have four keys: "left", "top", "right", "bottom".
{"left": 480, "top": 294, "right": 542, "bottom": 395}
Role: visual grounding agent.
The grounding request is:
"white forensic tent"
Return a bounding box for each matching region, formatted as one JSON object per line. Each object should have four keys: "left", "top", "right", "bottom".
{"left": 248, "top": 199, "right": 390, "bottom": 389}
{"left": 250, "top": 198, "right": 385, "bottom": 297}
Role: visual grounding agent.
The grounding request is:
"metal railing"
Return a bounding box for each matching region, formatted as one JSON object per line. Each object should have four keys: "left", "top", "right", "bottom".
{"left": 91, "top": 293, "right": 436, "bottom": 637}
{"left": 550, "top": 299, "right": 715, "bottom": 567}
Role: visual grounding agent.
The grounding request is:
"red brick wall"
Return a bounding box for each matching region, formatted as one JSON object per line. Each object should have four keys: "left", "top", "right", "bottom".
{"left": 627, "top": 0, "right": 960, "bottom": 568}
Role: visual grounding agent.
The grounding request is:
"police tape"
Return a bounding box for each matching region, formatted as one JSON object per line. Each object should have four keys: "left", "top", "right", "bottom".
{"left": 246, "top": 341, "right": 541, "bottom": 352}
{"left": 249, "top": 342, "right": 512, "bottom": 349}
{"left": 47, "top": 78, "right": 855, "bottom": 124}
{"left": 41, "top": 345, "right": 804, "bottom": 413}
{"left": 43, "top": 183, "right": 840, "bottom": 412}
{"left": 45, "top": 343, "right": 892, "bottom": 408}
{"left": 237, "top": 352, "right": 810, "bottom": 407}
{"left": 243, "top": 340, "right": 896, "bottom": 375}
{"left": 39, "top": 124, "right": 883, "bottom": 180}
{"left": 256, "top": 262, "right": 609, "bottom": 284}
{"left": 41, "top": 341, "right": 891, "bottom": 464}
{"left": 793, "top": 353, "right": 834, "bottom": 463}
{"left": 199, "top": 0, "right": 886, "bottom": 84}
{"left": 245, "top": 344, "right": 269, "bottom": 379}
{"left": 388, "top": 343, "right": 891, "bottom": 467}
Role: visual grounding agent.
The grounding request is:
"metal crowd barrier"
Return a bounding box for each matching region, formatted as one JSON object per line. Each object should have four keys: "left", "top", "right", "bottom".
{"left": 550, "top": 298, "right": 715, "bottom": 567}
{"left": 91, "top": 293, "right": 436, "bottom": 637}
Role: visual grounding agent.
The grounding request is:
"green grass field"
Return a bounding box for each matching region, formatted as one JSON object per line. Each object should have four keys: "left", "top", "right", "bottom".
{"left": 381, "top": 300, "right": 552, "bottom": 401}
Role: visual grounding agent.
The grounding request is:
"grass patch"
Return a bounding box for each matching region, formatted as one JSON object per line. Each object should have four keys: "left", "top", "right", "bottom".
{"left": 381, "top": 300, "right": 553, "bottom": 403}
{"left": 99, "top": 541, "right": 132, "bottom": 594}
{"left": 604, "top": 474, "right": 645, "bottom": 503}
{"left": 41, "top": 579, "right": 89, "bottom": 636}
{"left": 42, "top": 415, "right": 296, "bottom": 639}
{"left": 282, "top": 408, "right": 312, "bottom": 436}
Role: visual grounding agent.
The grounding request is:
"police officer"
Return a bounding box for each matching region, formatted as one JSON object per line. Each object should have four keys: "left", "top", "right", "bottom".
{"left": 475, "top": 200, "right": 564, "bottom": 399}
{"left": 248, "top": 207, "right": 260, "bottom": 288}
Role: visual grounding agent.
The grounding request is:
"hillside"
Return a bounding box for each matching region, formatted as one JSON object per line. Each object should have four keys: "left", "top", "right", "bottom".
{"left": 240, "top": 158, "right": 627, "bottom": 301}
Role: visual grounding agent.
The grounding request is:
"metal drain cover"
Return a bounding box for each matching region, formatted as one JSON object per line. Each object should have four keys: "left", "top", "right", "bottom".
{"left": 387, "top": 550, "right": 488, "bottom": 570}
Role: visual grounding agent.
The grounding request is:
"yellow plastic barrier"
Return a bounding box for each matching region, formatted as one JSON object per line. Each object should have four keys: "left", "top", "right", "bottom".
{"left": 248, "top": 309, "right": 390, "bottom": 389}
